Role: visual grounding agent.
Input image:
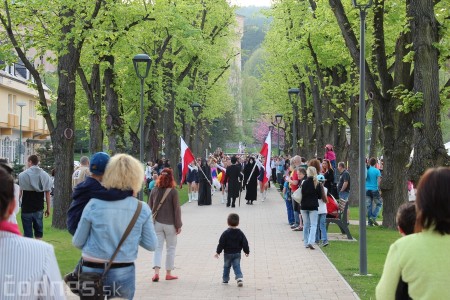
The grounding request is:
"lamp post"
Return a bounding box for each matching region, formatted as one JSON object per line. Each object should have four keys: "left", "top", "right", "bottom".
{"left": 132, "top": 53, "right": 151, "bottom": 201}
{"left": 16, "top": 102, "right": 26, "bottom": 164}
{"left": 275, "top": 114, "right": 283, "bottom": 156}
{"left": 212, "top": 119, "right": 219, "bottom": 151}
{"left": 353, "top": 0, "right": 373, "bottom": 276}
{"left": 288, "top": 88, "right": 300, "bottom": 155}
{"left": 191, "top": 102, "right": 202, "bottom": 156}
{"left": 222, "top": 128, "right": 228, "bottom": 153}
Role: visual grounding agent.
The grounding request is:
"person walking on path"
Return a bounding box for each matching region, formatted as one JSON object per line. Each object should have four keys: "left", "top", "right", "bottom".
{"left": 214, "top": 213, "right": 250, "bottom": 287}
{"left": 243, "top": 156, "right": 259, "bottom": 205}
{"left": 18, "top": 154, "right": 52, "bottom": 239}
{"left": 226, "top": 156, "right": 243, "bottom": 208}
{"left": 149, "top": 168, "right": 182, "bottom": 282}
{"left": 72, "top": 154, "right": 158, "bottom": 299}
{"left": 366, "top": 157, "right": 382, "bottom": 226}
{"left": 198, "top": 158, "right": 212, "bottom": 206}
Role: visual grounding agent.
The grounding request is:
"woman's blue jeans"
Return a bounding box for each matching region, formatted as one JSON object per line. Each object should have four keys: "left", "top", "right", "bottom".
{"left": 81, "top": 264, "right": 135, "bottom": 299}
{"left": 300, "top": 210, "right": 318, "bottom": 247}
{"left": 223, "top": 253, "right": 243, "bottom": 281}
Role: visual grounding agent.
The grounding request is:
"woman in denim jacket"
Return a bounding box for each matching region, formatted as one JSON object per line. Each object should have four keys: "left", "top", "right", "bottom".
{"left": 73, "top": 154, "right": 158, "bottom": 299}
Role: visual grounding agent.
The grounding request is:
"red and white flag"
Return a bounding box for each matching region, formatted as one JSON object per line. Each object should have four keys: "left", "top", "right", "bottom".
{"left": 259, "top": 131, "right": 272, "bottom": 185}
{"left": 180, "top": 136, "right": 195, "bottom": 186}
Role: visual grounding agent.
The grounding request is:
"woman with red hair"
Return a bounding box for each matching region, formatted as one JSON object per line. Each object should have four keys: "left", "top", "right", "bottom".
{"left": 148, "top": 168, "right": 183, "bottom": 282}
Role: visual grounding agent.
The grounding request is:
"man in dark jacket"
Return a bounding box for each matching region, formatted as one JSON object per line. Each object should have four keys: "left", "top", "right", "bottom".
{"left": 66, "top": 152, "right": 132, "bottom": 235}
{"left": 225, "top": 156, "right": 243, "bottom": 207}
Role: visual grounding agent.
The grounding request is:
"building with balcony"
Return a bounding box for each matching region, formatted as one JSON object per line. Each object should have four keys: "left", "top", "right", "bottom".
{"left": 0, "top": 60, "right": 51, "bottom": 165}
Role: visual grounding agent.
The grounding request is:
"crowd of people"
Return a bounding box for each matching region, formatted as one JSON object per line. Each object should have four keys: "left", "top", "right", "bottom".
{"left": 1, "top": 141, "right": 449, "bottom": 299}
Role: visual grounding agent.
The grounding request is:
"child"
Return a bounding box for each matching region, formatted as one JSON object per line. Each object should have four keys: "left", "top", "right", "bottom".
{"left": 396, "top": 202, "right": 416, "bottom": 236}
{"left": 395, "top": 201, "right": 416, "bottom": 299}
{"left": 214, "top": 213, "right": 250, "bottom": 287}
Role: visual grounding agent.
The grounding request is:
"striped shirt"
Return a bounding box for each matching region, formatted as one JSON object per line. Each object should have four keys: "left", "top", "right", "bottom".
{"left": 0, "top": 231, "right": 66, "bottom": 299}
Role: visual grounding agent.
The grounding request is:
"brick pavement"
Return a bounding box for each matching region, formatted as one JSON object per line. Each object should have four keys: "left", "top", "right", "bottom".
{"left": 66, "top": 187, "right": 360, "bottom": 300}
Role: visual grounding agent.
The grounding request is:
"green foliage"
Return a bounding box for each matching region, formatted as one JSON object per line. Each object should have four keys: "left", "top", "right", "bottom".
{"left": 35, "top": 142, "right": 54, "bottom": 173}
{"left": 391, "top": 86, "right": 424, "bottom": 113}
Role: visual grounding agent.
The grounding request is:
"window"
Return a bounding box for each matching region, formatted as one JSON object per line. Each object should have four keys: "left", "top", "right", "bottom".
{"left": 29, "top": 100, "right": 36, "bottom": 118}
{"left": 5, "top": 64, "right": 14, "bottom": 75}
{"left": 8, "top": 94, "right": 16, "bottom": 114}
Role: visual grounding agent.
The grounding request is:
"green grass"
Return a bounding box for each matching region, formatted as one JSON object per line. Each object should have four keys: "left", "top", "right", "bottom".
{"left": 349, "top": 205, "right": 383, "bottom": 222}
{"left": 323, "top": 224, "right": 400, "bottom": 300}
{"left": 16, "top": 212, "right": 81, "bottom": 275}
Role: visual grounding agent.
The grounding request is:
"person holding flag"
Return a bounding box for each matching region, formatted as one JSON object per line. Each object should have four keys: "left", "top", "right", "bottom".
{"left": 259, "top": 130, "right": 272, "bottom": 201}
{"left": 180, "top": 137, "right": 196, "bottom": 202}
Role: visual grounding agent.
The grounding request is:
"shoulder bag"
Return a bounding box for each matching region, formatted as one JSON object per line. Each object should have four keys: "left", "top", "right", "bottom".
{"left": 152, "top": 188, "right": 172, "bottom": 222}
{"left": 77, "top": 201, "right": 143, "bottom": 300}
{"left": 292, "top": 183, "right": 302, "bottom": 203}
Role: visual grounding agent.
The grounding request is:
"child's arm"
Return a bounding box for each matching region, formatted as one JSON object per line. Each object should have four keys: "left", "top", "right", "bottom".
{"left": 241, "top": 232, "right": 250, "bottom": 257}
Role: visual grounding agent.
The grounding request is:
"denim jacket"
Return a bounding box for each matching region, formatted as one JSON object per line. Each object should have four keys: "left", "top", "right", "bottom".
{"left": 73, "top": 196, "right": 157, "bottom": 262}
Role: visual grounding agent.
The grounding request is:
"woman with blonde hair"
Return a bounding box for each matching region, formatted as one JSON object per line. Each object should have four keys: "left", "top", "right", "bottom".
{"left": 300, "top": 166, "right": 322, "bottom": 249}
{"left": 149, "top": 168, "right": 182, "bottom": 282}
{"left": 73, "top": 154, "right": 158, "bottom": 299}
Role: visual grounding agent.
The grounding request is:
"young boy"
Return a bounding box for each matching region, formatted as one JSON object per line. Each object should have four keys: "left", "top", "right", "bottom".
{"left": 395, "top": 201, "right": 416, "bottom": 299}
{"left": 396, "top": 202, "right": 416, "bottom": 236}
{"left": 214, "top": 213, "right": 250, "bottom": 287}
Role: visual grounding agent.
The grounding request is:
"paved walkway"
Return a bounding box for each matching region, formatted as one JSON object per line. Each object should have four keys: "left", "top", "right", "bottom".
{"left": 67, "top": 187, "right": 359, "bottom": 299}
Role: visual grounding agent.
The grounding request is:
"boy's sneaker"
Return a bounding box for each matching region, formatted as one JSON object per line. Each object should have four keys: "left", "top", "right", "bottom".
{"left": 222, "top": 281, "right": 228, "bottom": 284}
{"left": 237, "top": 278, "right": 243, "bottom": 287}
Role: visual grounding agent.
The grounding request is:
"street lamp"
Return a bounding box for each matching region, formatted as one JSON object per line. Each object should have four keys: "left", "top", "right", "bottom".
{"left": 288, "top": 88, "right": 300, "bottom": 155}
{"left": 191, "top": 102, "right": 202, "bottom": 156}
{"left": 212, "top": 119, "right": 219, "bottom": 151}
{"left": 222, "top": 128, "right": 228, "bottom": 153}
{"left": 275, "top": 114, "right": 283, "bottom": 156}
{"left": 133, "top": 53, "right": 152, "bottom": 201}
{"left": 353, "top": 0, "right": 373, "bottom": 276}
{"left": 16, "top": 102, "right": 26, "bottom": 164}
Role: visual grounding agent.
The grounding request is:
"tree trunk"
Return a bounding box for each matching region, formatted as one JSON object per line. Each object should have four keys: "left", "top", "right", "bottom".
{"left": 408, "top": 0, "right": 450, "bottom": 182}
{"left": 104, "top": 55, "right": 125, "bottom": 155}
{"left": 77, "top": 63, "right": 103, "bottom": 154}
{"left": 298, "top": 83, "right": 314, "bottom": 158}
{"left": 51, "top": 15, "right": 79, "bottom": 229}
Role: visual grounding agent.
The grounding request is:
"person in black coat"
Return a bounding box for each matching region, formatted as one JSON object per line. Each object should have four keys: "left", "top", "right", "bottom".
{"left": 198, "top": 158, "right": 212, "bottom": 206}
{"left": 243, "top": 156, "right": 259, "bottom": 205}
{"left": 226, "top": 156, "right": 243, "bottom": 207}
{"left": 300, "top": 166, "right": 322, "bottom": 250}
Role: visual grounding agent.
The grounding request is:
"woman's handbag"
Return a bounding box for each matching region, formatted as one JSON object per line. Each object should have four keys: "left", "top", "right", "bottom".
{"left": 151, "top": 188, "right": 172, "bottom": 222}
{"left": 292, "top": 187, "right": 302, "bottom": 203}
{"left": 77, "top": 201, "right": 142, "bottom": 299}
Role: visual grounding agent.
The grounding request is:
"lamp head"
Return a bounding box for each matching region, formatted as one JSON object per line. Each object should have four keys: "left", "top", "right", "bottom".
{"left": 223, "top": 128, "right": 228, "bottom": 133}
{"left": 269, "top": 125, "right": 274, "bottom": 131}
{"left": 352, "top": 0, "right": 373, "bottom": 9}
{"left": 190, "top": 102, "right": 202, "bottom": 117}
{"left": 16, "top": 102, "right": 26, "bottom": 108}
{"left": 288, "top": 88, "right": 300, "bottom": 95}
{"left": 132, "top": 54, "right": 152, "bottom": 79}
{"left": 275, "top": 114, "right": 283, "bottom": 124}
{"left": 212, "top": 119, "right": 219, "bottom": 125}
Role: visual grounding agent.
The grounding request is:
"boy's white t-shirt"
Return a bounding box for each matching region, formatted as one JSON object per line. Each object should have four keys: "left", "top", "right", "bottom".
{"left": 317, "top": 185, "right": 328, "bottom": 214}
